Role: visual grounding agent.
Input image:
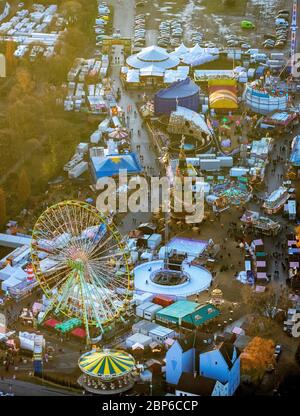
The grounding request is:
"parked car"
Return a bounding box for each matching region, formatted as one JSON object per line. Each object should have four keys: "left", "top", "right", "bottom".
{"left": 274, "top": 345, "right": 282, "bottom": 361}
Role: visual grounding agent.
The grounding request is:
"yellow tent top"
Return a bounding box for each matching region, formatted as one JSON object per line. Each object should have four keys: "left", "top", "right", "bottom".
{"left": 209, "top": 89, "right": 238, "bottom": 109}
{"left": 78, "top": 349, "right": 135, "bottom": 380}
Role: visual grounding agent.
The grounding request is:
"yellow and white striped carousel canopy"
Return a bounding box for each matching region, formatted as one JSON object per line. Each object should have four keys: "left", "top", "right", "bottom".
{"left": 78, "top": 349, "right": 135, "bottom": 380}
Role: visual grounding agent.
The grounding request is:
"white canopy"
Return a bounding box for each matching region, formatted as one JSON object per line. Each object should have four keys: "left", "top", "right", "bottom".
{"left": 2, "top": 276, "right": 21, "bottom": 291}
{"left": 12, "top": 267, "right": 27, "bottom": 281}
{"left": 127, "top": 69, "right": 140, "bottom": 83}
{"left": 170, "top": 106, "right": 211, "bottom": 136}
{"left": 140, "top": 64, "right": 164, "bottom": 77}
{"left": 189, "top": 43, "right": 204, "bottom": 55}
{"left": 0, "top": 264, "right": 15, "bottom": 281}
{"left": 172, "top": 43, "right": 190, "bottom": 58}
{"left": 127, "top": 45, "right": 180, "bottom": 70}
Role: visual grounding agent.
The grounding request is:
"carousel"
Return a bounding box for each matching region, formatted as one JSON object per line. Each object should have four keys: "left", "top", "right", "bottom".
{"left": 78, "top": 349, "right": 136, "bottom": 395}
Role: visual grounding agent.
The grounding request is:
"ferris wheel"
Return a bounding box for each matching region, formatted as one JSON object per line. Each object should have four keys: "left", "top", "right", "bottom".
{"left": 31, "top": 200, "right": 132, "bottom": 344}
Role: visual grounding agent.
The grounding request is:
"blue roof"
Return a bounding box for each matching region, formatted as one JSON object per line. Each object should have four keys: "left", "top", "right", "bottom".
{"left": 91, "top": 152, "right": 143, "bottom": 178}
{"left": 155, "top": 77, "right": 199, "bottom": 100}
{"left": 290, "top": 135, "right": 300, "bottom": 166}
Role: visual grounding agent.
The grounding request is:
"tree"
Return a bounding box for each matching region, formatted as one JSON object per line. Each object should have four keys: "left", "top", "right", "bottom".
{"left": 241, "top": 336, "right": 275, "bottom": 381}
{"left": 61, "top": 0, "right": 82, "bottom": 22}
{"left": 17, "top": 169, "right": 31, "bottom": 204}
{"left": 241, "top": 285, "right": 291, "bottom": 318}
{"left": 0, "top": 187, "right": 6, "bottom": 227}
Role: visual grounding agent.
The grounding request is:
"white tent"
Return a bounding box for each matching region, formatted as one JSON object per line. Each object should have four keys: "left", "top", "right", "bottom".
{"left": 12, "top": 267, "right": 27, "bottom": 281}
{"left": 170, "top": 106, "right": 211, "bottom": 136}
{"left": 2, "top": 276, "right": 21, "bottom": 292}
{"left": 140, "top": 64, "right": 164, "bottom": 77}
{"left": 0, "top": 264, "right": 15, "bottom": 281}
{"left": 172, "top": 43, "right": 190, "bottom": 58}
{"left": 126, "top": 69, "right": 140, "bottom": 83}
{"left": 127, "top": 45, "right": 179, "bottom": 70}
{"left": 189, "top": 43, "right": 204, "bottom": 55}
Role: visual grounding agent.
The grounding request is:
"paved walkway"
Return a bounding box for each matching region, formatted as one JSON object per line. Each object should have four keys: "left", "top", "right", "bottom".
{"left": 108, "top": 0, "right": 162, "bottom": 232}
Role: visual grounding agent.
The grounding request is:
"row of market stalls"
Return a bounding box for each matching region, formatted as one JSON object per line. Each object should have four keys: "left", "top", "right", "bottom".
{"left": 64, "top": 56, "right": 111, "bottom": 113}
{"left": 287, "top": 229, "right": 300, "bottom": 289}
{"left": 0, "top": 245, "right": 39, "bottom": 300}
{"left": 237, "top": 239, "right": 269, "bottom": 286}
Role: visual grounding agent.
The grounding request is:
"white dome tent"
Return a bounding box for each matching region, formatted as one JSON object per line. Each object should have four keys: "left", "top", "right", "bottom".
{"left": 126, "top": 45, "right": 180, "bottom": 70}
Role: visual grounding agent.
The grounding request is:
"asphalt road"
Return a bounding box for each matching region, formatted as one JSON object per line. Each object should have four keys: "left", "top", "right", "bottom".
{"left": 0, "top": 378, "right": 79, "bottom": 396}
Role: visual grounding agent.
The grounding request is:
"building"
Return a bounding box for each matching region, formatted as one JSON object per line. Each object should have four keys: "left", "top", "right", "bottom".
{"left": 165, "top": 337, "right": 199, "bottom": 385}
{"left": 156, "top": 300, "right": 200, "bottom": 326}
{"left": 125, "top": 332, "right": 152, "bottom": 349}
{"left": 166, "top": 337, "right": 241, "bottom": 395}
{"left": 156, "top": 301, "right": 219, "bottom": 328}
{"left": 136, "top": 302, "right": 155, "bottom": 319}
{"left": 290, "top": 136, "right": 300, "bottom": 167}
{"left": 154, "top": 78, "right": 200, "bottom": 115}
{"left": 132, "top": 320, "right": 157, "bottom": 335}
{"left": 143, "top": 304, "right": 163, "bottom": 321}
{"left": 176, "top": 373, "right": 227, "bottom": 396}
{"left": 148, "top": 325, "right": 175, "bottom": 343}
{"left": 181, "top": 304, "right": 220, "bottom": 328}
{"left": 127, "top": 45, "right": 179, "bottom": 70}
{"left": 199, "top": 341, "right": 241, "bottom": 396}
{"left": 124, "top": 45, "right": 180, "bottom": 88}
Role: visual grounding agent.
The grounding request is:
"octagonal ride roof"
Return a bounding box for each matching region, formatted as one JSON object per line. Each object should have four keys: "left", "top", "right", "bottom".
{"left": 79, "top": 349, "right": 135, "bottom": 379}
{"left": 127, "top": 45, "right": 180, "bottom": 69}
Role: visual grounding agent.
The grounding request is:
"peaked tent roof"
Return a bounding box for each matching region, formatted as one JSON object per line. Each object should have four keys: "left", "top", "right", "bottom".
{"left": 92, "top": 152, "right": 142, "bottom": 177}
{"left": 172, "top": 43, "right": 190, "bottom": 57}
{"left": 140, "top": 64, "right": 165, "bottom": 76}
{"left": 156, "top": 77, "right": 199, "bottom": 99}
{"left": 138, "top": 45, "right": 170, "bottom": 62}
{"left": 127, "top": 45, "right": 180, "bottom": 69}
{"left": 189, "top": 43, "right": 204, "bottom": 54}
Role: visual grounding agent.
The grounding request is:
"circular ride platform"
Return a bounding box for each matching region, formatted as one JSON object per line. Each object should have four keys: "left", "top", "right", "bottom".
{"left": 134, "top": 260, "right": 212, "bottom": 296}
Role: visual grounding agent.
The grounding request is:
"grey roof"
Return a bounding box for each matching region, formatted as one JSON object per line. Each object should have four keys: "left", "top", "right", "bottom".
{"left": 177, "top": 372, "right": 216, "bottom": 396}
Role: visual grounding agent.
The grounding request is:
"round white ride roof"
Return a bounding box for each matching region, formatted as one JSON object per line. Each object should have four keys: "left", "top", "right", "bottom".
{"left": 127, "top": 45, "right": 180, "bottom": 69}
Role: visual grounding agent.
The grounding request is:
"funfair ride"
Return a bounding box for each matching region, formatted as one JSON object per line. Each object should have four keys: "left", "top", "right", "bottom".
{"left": 31, "top": 200, "right": 132, "bottom": 344}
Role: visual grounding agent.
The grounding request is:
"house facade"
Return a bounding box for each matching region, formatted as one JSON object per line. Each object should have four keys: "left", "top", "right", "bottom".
{"left": 165, "top": 340, "right": 196, "bottom": 385}
{"left": 166, "top": 339, "right": 241, "bottom": 396}
{"left": 199, "top": 342, "right": 241, "bottom": 396}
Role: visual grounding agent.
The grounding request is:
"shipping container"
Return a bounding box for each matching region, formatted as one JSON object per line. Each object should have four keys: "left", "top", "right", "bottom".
{"left": 68, "top": 161, "right": 88, "bottom": 179}
{"left": 153, "top": 295, "right": 175, "bottom": 308}
{"left": 144, "top": 304, "right": 163, "bottom": 321}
